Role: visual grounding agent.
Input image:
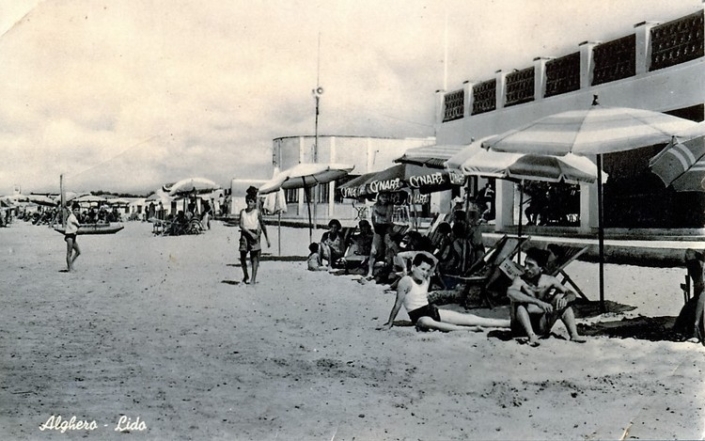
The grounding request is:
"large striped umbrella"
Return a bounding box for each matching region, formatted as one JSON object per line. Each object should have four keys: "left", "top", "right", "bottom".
{"left": 483, "top": 101, "right": 697, "bottom": 156}
{"left": 482, "top": 97, "right": 699, "bottom": 311}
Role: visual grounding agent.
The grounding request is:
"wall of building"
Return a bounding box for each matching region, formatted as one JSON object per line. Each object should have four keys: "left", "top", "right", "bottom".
{"left": 435, "top": 8, "right": 705, "bottom": 231}
{"left": 271, "top": 135, "right": 436, "bottom": 223}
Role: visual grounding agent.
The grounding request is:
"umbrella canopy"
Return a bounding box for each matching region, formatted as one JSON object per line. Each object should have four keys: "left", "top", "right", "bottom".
{"left": 262, "top": 189, "right": 288, "bottom": 215}
{"left": 649, "top": 122, "right": 705, "bottom": 191}
{"left": 483, "top": 102, "right": 698, "bottom": 156}
{"left": 338, "top": 172, "right": 378, "bottom": 199}
{"left": 76, "top": 194, "right": 107, "bottom": 204}
{"left": 107, "top": 198, "right": 131, "bottom": 206}
{"left": 165, "top": 177, "right": 220, "bottom": 196}
{"left": 452, "top": 149, "right": 603, "bottom": 185}
{"left": 27, "top": 194, "right": 58, "bottom": 206}
{"left": 395, "top": 144, "right": 469, "bottom": 169}
{"left": 364, "top": 163, "right": 466, "bottom": 196}
{"left": 259, "top": 163, "right": 355, "bottom": 195}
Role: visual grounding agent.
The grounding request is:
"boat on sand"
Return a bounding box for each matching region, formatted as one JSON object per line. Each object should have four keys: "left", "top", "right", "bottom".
{"left": 54, "top": 223, "right": 124, "bottom": 235}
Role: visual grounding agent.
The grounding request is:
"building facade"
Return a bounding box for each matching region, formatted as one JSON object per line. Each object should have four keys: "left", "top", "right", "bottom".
{"left": 435, "top": 6, "right": 705, "bottom": 233}
{"left": 272, "top": 135, "right": 436, "bottom": 221}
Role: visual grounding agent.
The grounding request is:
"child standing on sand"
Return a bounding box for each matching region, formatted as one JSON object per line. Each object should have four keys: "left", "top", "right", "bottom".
{"left": 64, "top": 202, "right": 81, "bottom": 272}
{"left": 239, "top": 196, "right": 270, "bottom": 284}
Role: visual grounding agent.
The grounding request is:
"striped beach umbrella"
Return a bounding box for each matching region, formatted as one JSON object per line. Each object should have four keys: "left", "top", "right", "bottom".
{"left": 649, "top": 122, "right": 705, "bottom": 192}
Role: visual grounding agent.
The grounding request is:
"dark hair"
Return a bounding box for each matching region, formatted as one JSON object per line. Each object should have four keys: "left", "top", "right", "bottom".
{"left": 246, "top": 196, "right": 256, "bottom": 203}
{"left": 437, "top": 222, "right": 452, "bottom": 235}
{"left": 308, "top": 243, "right": 319, "bottom": 253}
{"left": 328, "top": 219, "right": 342, "bottom": 229}
{"left": 358, "top": 219, "right": 371, "bottom": 229}
{"left": 71, "top": 202, "right": 80, "bottom": 210}
{"left": 452, "top": 221, "right": 466, "bottom": 237}
{"left": 413, "top": 253, "right": 435, "bottom": 268}
{"left": 524, "top": 248, "right": 550, "bottom": 268}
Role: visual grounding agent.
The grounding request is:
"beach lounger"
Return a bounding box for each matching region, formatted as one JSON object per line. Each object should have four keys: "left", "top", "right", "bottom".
{"left": 446, "top": 234, "right": 530, "bottom": 308}
{"left": 544, "top": 244, "right": 590, "bottom": 300}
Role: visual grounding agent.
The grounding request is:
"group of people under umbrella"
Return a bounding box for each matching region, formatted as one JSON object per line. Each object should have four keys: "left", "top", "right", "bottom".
{"left": 257, "top": 96, "right": 705, "bottom": 343}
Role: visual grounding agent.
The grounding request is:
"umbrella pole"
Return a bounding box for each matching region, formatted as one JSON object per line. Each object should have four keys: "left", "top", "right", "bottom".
{"left": 305, "top": 187, "right": 313, "bottom": 243}
{"left": 518, "top": 180, "right": 524, "bottom": 239}
{"left": 60, "top": 174, "right": 66, "bottom": 228}
{"left": 278, "top": 211, "right": 282, "bottom": 256}
{"left": 597, "top": 155, "right": 606, "bottom": 313}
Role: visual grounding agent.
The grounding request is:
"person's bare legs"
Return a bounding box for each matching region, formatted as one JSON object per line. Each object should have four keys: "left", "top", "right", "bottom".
{"left": 250, "top": 250, "right": 261, "bottom": 284}
{"left": 416, "top": 316, "right": 483, "bottom": 332}
{"left": 514, "top": 305, "right": 540, "bottom": 346}
{"left": 366, "top": 244, "right": 377, "bottom": 279}
{"left": 438, "top": 309, "right": 510, "bottom": 328}
{"left": 66, "top": 238, "right": 80, "bottom": 272}
{"left": 559, "top": 307, "right": 586, "bottom": 342}
{"left": 240, "top": 251, "right": 249, "bottom": 284}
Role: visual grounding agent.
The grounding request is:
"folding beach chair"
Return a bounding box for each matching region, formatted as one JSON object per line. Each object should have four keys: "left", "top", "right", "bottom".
{"left": 544, "top": 244, "right": 590, "bottom": 300}
{"left": 446, "top": 234, "right": 530, "bottom": 308}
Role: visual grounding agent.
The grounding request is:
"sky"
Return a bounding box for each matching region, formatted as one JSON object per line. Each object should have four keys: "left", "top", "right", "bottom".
{"left": 0, "top": 0, "right": 701, "bottom": 195}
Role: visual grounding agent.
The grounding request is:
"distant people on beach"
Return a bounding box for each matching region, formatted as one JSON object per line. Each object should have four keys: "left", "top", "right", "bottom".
{"left": 64, "top": 202, "right": 82, "bottom": 272}
{"left": 507, "top": 248, "right": 586, "bottom": 347}
{"left": 239, "top": 195, "right": 270, "bottom": 284}
{"left": 377, "top": 253, "right": 510, "bottom": 332}
{"left": 366, "top": 192, "right": 394, "bottom": 281}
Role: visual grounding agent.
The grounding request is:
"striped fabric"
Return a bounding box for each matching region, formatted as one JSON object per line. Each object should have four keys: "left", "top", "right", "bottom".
{"left": 483, "top": 106, "right": 697, "bottom": 156}
{"left": 395, "top": 144, "right": 469, "bottom": 169}
{"left": 451, "top": 149, "right": 601, "bottom": 184}
{"left": 649, "top": 123, "right": 705, "bottom": 190}
{"left": 670, "top": 158, "right": 705, "bottom": 192}
{"left": 259, "top": 163, "right": 355, "bottom": 194}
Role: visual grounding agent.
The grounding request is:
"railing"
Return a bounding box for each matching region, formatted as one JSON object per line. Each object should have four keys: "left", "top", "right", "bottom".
{"left": 505, "top": 67, "right": 535, "bottom": 107}
{"left": 545, "top": 52, "right": 580, "bottom": 97}
{"left": 592, "top": 35, "right": 636, "bottom": 86}
{"left": 441, "top": 9, "right": 704, "bottom": 122}
{"left": 471, "top": 79, "right": 496, "bottom": 115}
{"left": 442, "top": 89, "right": 465, "bottom": 122}
{"left": 650, "top": 11, "right": 704, "bottom": 71}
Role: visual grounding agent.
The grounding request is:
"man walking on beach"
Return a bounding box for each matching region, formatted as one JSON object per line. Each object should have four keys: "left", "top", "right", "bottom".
{"left": 378, "top": 253, "right": 509, "bottom": 332}
{"left": 507, "top": 248, "right": 586, "bottom": 346}
{"left": 64, "top": 202, "right": 81, "bottom": 272}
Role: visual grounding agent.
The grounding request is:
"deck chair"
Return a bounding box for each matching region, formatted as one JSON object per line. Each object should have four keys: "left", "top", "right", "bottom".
{"left": 544, "top": 244, "right": 590, "bottom": 300}
{"left": 446, "top": 234, "right": 530, "bottom": 308}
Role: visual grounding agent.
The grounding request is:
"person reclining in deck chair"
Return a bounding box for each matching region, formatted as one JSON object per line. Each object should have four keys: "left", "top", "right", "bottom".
{"left": 507, "top": 248, "right": 586, "bottom": 347}
{"left": 377, "top": 253, "right": 510, "bottom": 332}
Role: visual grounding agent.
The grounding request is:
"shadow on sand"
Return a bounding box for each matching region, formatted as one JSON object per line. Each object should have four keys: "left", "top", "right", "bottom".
{"left": 225, "top": 255, "right": 307, "bottom": 267}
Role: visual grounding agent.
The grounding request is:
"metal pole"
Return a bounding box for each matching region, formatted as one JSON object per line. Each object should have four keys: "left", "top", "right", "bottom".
{"left": 597, "top": 155, "right": 606, "bottom": 312}
{"left": 278, "top": 211, "right": 282, "bottom": 256}
{"left": 313, "top": 95, "right": 319, "bottom": 236}
{"left": 518, "top": 180, "right": 524, "bottom": 238}
{"left": 305, "top": 186, "right": 313, "bottom": 243}
{"left": 60, "top": 174, "right": 66, "bottom": 228}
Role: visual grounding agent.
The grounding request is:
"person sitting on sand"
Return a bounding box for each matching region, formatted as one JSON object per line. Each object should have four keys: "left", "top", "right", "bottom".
{"left": 507, "top": 248, "right": 586, "bottom": 346}
{"left": 377, "top": 253, "right": 510, "bottom": 332}
{"left": 64, "top": 202, "right": 82, "bottom": 272}
{"left": 239, "top": 195, "right": 270, "bottom": 284}
{"left": 306, "top": 243, "right": 329, "bottom": 272}
{"left": 319, "top": 219, "right": 346, "bottom": 269}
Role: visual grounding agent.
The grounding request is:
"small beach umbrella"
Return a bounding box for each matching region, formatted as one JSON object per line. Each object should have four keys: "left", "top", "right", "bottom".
{"left": 482, "top": 96, "right": 699, "bottom": 311}
{"left": 27, "top": 194, "right": 58, "bottom": 207}
{"left": 166, "top": 177, "right": 220, "bottom": 196}
{"left": 259, "top": 163, "right": 355, "bottom": 242}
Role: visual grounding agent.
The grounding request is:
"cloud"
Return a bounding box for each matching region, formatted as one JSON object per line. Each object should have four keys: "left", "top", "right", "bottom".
{"left": 0, "top": 0, "right": 701, "bottom": 195}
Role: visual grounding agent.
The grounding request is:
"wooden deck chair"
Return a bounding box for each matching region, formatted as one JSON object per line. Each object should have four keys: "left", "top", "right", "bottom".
{"left": 544, "top": 244, "right": 590, "bottom": 300}
{"left": 446, "top": 234, "right": 530, "bottom": 308}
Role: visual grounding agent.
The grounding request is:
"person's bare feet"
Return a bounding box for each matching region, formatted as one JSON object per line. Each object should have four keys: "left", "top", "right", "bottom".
{"left": 570, "top": 335, "right": 587, "bottom": 343}
{"left": 518, "top": 337, "right": 540, "bottom": 347}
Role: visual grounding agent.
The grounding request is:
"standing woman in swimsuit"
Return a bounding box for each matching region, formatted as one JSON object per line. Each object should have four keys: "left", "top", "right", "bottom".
{"left": 64, "top": 202, "right": 82, "bottom": 272}
{"left": 239, "top": 196, "right": 270, "bottom": 284}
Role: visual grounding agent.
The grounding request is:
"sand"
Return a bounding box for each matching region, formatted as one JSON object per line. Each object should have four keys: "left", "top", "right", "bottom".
{"left": 1, "top": 220, "right": 705, "bottom": 440}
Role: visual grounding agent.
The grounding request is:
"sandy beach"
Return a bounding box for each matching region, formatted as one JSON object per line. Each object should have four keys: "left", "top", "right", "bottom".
{"left": 2, "top": 220, "right": 705, "bottom": 440}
